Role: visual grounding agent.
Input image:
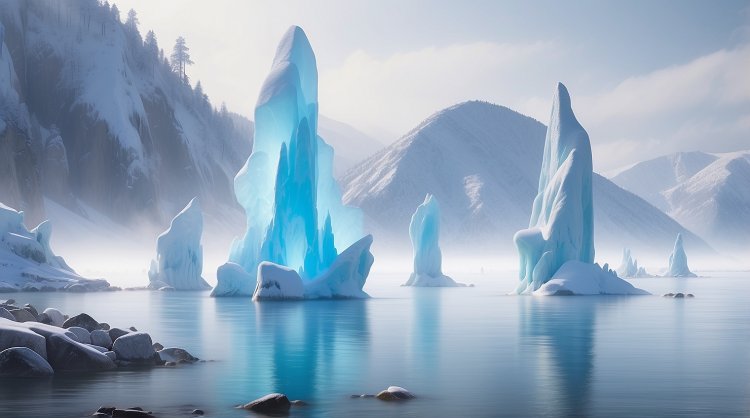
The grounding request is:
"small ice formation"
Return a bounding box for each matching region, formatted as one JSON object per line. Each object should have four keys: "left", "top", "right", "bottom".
{"left": 616, "top": 248, "right": 652, "bottom": 278}
{"left": 148, "top": 198, "right": 210, "bottom": 290}
{"left": 666, "top": 233, "right": 696, "bottom": 277}
{"left": 403, "top": 195, "right": 464, "bottom": 287}
{"left": 513, "top": 83, "right": 647, "bottom": 295}
{"left": 212, "top": 26, "right": 373, "bottom": 298}
{"left": 0, "top": 202, "right": 109, "bottom": 292}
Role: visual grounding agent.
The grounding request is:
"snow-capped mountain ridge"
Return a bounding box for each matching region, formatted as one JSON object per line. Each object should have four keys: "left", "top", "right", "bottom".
{"left": 612, "top": 150, "right": 750, "bottom": 253}
{"left": 342, "top": 100, "right": 711, "bottom": 256}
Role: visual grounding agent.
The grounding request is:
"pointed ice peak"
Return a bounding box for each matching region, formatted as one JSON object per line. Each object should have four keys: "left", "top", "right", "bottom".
{"left": 265, "top": 25, "right": 318, "bottom": 106}
{"left": 667, "top": 232, "right": 696, "bottom": 277}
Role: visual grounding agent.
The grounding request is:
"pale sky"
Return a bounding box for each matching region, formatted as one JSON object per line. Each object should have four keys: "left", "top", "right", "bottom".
{"left": 117, "top": 0, "right": 750, "bottom": 171}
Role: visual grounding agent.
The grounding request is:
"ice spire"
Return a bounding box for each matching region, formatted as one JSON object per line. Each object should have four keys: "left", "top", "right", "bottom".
{"left": 513, "top": 83, "right": 594, "bottom": 294}
{"left": 148, "top": 198, "right": 210, "bottom": 290}
{"left": 666, "top": 233, "right": 696, "bottom": 277}
{"left": 404, "top": 195, "right": 464, "bottom": 287}
{"left": 212, "top": 26, "right": 373, "bottom": 298}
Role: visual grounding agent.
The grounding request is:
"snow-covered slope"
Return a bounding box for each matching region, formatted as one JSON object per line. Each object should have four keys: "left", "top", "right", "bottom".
{"left": 341, "top": 100, "right": 711, "bottom": 256}
{"left": 610, "top": 152, "right": 718, "bottom": 212}
{"left": 612, "top": 150, "right": 750, "bottom": 252}
{"left": 318, "top": 115, "right": 385, "bottom": 175}
{"left": 0, "top": 1, "right": 251, "bottom": 229}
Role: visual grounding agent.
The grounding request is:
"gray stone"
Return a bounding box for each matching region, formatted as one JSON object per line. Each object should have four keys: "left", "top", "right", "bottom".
{"left": 86, "top": 344, "right": 108, "bottom": 353}
{"left": 91, "top": 329, "right": 113, "bottom": 349}
{"left": 0, "top": 299, "right": 16, "bottom": 306}
{"left": 157, "top": 347, "right": 198, "bottom": 363}
{"left": 23, "top": 304, "right": 38, "bottom": 317}
{"left": 67, "top": 326, "right": 91, "bottom": 344}
{"left": 109, "top": 328, "right": 130, "bottom": 341}
{"left": 112, "top": 332, "right": 156, "bottom": 363}
{"left": 63, "top": 313, "right": 102, "bottom": 332}
{"left": 674, "top": 293, "right": 685, "bottom": 298}
{"left": 104, "top": 351, "right": 116, "bottom": 361}
{"left": 9, "top": 308, "right": 37, "bottom": 322}
{"left": 99, "top": 322, "right": 111, "bottom": 330}
{"left": 45, "top": 333, "right": 116, "bottom": 371}
{"left": 0, "top": 307, "right": 14, "bottom": 321}
{"left": 42, "top": 308, "right": 65, "bottom": 327}
{"left": 152, "top": 342, "right": 164, "bottom": 351}
{"left": 191, "top": 409, "right": 204, "bottom": 415}
{"left": 0, "top": 347, "right": 54, "bottom": 377}
{"left": 0, "top": 319, "right": 48, "bottom": 358}
{"left": 242, "top": 393, "right": 291, "bottom": 414}
{"left": 376, "top": 386, "right": 414, "bottom": 401}
{"left": 111, "top": 409, "right": 154, "bottom": 417}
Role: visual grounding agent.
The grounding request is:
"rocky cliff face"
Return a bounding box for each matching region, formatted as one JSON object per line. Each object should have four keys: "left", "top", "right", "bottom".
{"left": 0, "top": 0, "right": 251, "bottom": 230}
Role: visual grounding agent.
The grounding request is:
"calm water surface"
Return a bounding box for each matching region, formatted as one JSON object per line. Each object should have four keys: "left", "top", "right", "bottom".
{"left": 0, "top": 271, "right": 748, "bottom": 418}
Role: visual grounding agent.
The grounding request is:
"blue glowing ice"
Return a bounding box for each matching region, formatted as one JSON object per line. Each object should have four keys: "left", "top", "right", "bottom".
{"left": 212, "top": 26, "right": 372, "bottom": 298}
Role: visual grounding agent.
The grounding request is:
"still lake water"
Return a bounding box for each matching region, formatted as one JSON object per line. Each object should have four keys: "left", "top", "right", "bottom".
{"left": 0, "top": 271, "right": 748, "bottom": 418}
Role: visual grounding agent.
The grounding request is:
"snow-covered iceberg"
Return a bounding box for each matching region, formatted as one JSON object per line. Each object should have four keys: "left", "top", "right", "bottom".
{"left": 616, "top": 248, "right": 652, "bottom": 278}
{"left": 212, "top": 26, "right": 373, "bottom": 299}
{"left": 0, "top": 202, "right": 109, "bottom": 292}
{"left": 666, "top": 233, "right": 696, "bottom": 277}
{"left": 403, "top": 195, "right": 464, "bottom": 287}
{"left": 148, "top": 198, "right": 210, "bottom": 290}
{"left": 512, "top": 83, "right": 648, "bottom": 296}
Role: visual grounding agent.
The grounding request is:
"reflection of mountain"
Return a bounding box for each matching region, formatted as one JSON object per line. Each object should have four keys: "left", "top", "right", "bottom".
{"left": 252, "top": 300, "right": 370, "bottom": 400}
{"left": 520, "top": 298, "right": 595, "bottom": 418}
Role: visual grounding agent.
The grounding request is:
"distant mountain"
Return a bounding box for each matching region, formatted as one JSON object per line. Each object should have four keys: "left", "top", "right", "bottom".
{"left": 341, "top": 101, "right": 711, "bottom": 256}
{"left": 612, "top": 150, "right": 750, "bottom": 252}
{"left": 318, "top": 115, "right": 385, "bottom": 175}
{"left": 0, "top": 0, "right": 251, "bottom": 229}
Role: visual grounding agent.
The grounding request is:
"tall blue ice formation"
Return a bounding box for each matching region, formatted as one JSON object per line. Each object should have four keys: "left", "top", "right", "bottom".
{"left": 212, "top": 26, "right": 373, "bottom": 298}
{"left": 666, "top": 233, "right": 696, "bottom": 277}
{"left": 404, "top": 195, "right": 463, "bottom": 287}
{"left": 513, "top": 83, "right": 647, "bottom": 295}
{"left": 513, "top": 83, "right": 594, "bottom": 294}
{"left": 148, "top": 198, "right": 210, "bottom": 290}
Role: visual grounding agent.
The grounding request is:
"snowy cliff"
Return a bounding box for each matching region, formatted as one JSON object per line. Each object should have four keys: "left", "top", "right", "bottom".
{"left": 0, "top": 0, "right": 251, "bottom": 229}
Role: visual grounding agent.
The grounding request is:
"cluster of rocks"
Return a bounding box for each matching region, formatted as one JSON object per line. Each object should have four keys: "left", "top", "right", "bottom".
{"left": 663, "top": 293, "right": 695, "bottom": 298}
{"left": 0, "top": 300, "right": 199, "bottom": 377}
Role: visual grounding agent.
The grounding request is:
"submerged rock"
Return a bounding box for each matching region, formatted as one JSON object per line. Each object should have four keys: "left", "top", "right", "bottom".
{"left": 376, "top": 386, "right": 415, "bottom": 401}
{"left": 157, "top": 347, "right": 198, "bottom": 363}
{"left": 242, "top": 393, "right": 291, "bottom": 414}
{"left": 0, "top": 347, "right": 54, "bottom": 377}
